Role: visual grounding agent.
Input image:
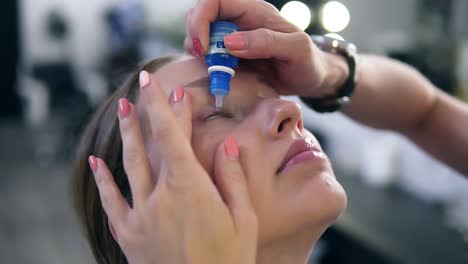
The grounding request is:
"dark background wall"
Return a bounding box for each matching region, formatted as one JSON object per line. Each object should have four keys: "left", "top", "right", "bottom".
{"left": 0, "top": 0, "right": 21, "bottom": 119}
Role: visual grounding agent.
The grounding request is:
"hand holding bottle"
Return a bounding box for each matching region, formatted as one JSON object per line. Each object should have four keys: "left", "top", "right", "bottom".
{"left": 184, "top": 0, "right": 349, "bottom": 98}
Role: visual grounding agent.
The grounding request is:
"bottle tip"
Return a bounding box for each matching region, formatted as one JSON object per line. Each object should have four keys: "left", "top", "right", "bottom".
{"left": 215, "top": 95, "right": 224, "bottom": 110}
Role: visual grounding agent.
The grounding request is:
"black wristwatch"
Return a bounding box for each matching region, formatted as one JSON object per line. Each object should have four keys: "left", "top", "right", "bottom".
{"left": 301, "top": 35, "right": 359, "bottom": 113}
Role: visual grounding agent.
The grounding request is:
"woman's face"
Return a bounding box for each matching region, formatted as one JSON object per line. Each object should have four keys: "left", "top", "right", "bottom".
{"left": 145, "top": 57, "right": 347, "bottom": 244}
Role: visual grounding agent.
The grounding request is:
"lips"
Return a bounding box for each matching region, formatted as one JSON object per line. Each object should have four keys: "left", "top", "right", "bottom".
{"left": 277, "top": 138, "right": 325, "bottom": 173}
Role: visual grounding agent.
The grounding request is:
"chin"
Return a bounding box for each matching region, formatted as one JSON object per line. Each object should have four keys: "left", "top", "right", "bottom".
{"left": 300, "top": 169, "right": 348, "bottom": 229}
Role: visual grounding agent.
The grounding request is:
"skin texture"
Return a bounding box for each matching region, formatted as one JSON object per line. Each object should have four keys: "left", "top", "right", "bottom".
{"left": 88, "top": 56, "right": 347, "bottom": 264}
{"left": 184, "top": 0, "right": 468, "bottom": 176}
{"left": 90, "top": 62, "right": 260, "bottom": 264}
{"left": 85, "top": 0, "right": 468, "bottom": 262}
{"left": 148, "top": 57, "right": 348, "bottom": 263}
{"left": 341, "top": 55, "right": 468, "bottom": 176}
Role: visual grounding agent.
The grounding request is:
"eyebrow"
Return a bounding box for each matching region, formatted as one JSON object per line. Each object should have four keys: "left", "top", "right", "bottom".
{"left": 183, "top": 74, "right": 273, "bottom": 89}
{"left": 183, "top": 76, "right": 210, "bottom": 88}
{"left": 257, "top": 75, "right": 274, "bottom": 89}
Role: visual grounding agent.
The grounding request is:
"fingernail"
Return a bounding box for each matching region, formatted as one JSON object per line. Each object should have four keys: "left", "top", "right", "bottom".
{"left": 118, "top": 98, "right": 131, "bottom": 119}
{"left": 224, "top": 33, "right": 246, "bottom": 50}
{"left": 109, "top": 222, "right": 118, "bottom": 241}
{"left": 88, "top": 155, "right": 98, "bottom": 172}
{"left": 139, "top": 71, "right": 150, "bottom": 88}
{"left": 224, "top": 136, "right": 239, "bottom": 160}
{"left": 192, "top": 38, "right": 204, "bottom": 57}
{"left": 171, "top": 86, "right": 185, "bottom": 104}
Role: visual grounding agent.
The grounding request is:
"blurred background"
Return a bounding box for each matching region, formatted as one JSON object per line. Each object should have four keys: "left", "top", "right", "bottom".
{"left": 1, "top": 0, "right": 468, "bottom": 263}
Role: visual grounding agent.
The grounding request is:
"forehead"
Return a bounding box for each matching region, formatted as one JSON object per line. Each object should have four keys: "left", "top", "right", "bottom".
{"left": 152, "top": 56, "right": 269, "bottom": 95}
{"left": 153, "top": 57, "right": 209, "bottom": 95}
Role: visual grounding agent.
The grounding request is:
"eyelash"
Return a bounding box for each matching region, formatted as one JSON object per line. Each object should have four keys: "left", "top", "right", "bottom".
{"left": 205, "top": 111, "right": 233, "bottom": 121}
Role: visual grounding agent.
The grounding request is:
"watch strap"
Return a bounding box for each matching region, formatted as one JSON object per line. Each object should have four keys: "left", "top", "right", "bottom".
{"left": 301, "top": 35, "right": 358, "bottom": 113}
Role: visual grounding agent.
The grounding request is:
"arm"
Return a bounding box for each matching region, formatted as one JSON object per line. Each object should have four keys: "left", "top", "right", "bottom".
{"left": 329, "top": 54, "right": 468, "bottom": 176}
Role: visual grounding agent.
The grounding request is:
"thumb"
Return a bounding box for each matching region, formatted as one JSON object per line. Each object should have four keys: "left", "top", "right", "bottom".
{"left": 213, "top": 136, "right": 257, "bottom": 231}
{"left": 224, "top": 29, "right": 313, "bottom": 62}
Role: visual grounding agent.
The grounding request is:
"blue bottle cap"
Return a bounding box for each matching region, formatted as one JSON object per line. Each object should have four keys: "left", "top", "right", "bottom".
{"left": 211, "top": 21, "right": 240, "bottom": 32}
{"left": 209, "top": 70, "right": 232, "bottom": 96}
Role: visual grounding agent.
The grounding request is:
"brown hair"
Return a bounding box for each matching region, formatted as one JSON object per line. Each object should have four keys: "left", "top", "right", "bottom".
{"left": 72, "top": 55, "right": 181, "bottom": 264}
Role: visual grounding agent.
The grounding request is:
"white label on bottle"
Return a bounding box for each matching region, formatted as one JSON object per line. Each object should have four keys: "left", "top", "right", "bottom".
{"left": 207, "top": 29, "right": 237, "bottom": 54}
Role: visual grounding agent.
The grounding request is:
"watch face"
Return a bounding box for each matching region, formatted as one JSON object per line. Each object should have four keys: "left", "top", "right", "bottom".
{"left": 310, "top": 34, "right": 357, "bottom": 54}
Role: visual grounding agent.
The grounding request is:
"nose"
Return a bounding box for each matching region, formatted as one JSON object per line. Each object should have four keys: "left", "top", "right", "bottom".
{"left": 262, "top": 99, "right": 304, "bottom": 139}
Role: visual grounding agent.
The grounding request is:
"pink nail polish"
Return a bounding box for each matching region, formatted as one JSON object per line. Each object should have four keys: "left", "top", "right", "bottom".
{"left": 224, "top": 33, "right": 246, "bottom": 50}
{"left": 171, "top": 86, "right": 185, "bottom": 103}
{"left": 118, "top": 98, "right": 131, "bottom": 119}
{"left": 192, "top": 38, "right": 204, "bottom": 57}
{"left": 224, "top": 136, "right": 239, "bottom": 160}
{"left": 88, "top": 155, "right": 98, "bottom": 172}
{"left": 109, "top": 223, "right": 118, "bottom": 241}
{"left": 139, "top": 71, "right": 150, "bottom": 88}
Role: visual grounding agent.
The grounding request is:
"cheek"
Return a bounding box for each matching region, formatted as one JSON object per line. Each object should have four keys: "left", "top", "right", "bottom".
{"left": 191, "top": 137, "right": 218, "bottom": 176}
{"left": 191, "top": 124, "right": 230, "bottom": 177}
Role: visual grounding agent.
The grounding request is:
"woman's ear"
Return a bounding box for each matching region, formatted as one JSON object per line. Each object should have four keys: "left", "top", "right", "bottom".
{"left": 108, "top": 220, "right": 118, "bottom": 242}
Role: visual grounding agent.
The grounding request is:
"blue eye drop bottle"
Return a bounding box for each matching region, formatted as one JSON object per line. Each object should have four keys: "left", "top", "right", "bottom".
{"left": 205, "top": 21, "right": 239, "bottom": 109}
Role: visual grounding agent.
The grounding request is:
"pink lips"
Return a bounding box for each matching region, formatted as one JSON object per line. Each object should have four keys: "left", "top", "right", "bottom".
{"left": 278, "top": 138, "right": 325, "bottom": 174}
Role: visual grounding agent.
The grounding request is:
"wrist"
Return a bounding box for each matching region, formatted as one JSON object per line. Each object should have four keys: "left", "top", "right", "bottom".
{"left": 321, "top": 51, "right": 349, "bottom": 98}
{"left": 301, "top": 35, "right": 359, "bottom": 112}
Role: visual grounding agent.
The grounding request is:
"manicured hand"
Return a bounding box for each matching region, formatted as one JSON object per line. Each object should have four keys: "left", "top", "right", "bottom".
{"left": 88, "top": 71, "right": 258, "bottom": 264}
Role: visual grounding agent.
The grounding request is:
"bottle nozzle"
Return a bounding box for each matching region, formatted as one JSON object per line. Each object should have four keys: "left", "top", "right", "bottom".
{"left": 215, "top": 95, "right": 224, "bottom": 110}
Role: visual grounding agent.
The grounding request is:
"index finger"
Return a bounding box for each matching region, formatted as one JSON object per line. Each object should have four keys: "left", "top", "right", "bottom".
{"left": 140, "top": 72, "right": 213, "bottom": 193}
{"left": 140, "top": 71, "right": 196, "bottom": 169}
{"left": 187, "top": 0, "right": 299, "bottom": 53}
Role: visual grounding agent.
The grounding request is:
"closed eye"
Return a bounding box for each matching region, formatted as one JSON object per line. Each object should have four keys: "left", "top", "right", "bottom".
{"left": 205, "top": 111, "right": 234, "bottom": 121}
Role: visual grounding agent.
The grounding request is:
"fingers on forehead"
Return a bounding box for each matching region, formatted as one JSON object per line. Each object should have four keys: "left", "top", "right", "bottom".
{"left": 142, "top": 74, "right": 193, "bottom": 165}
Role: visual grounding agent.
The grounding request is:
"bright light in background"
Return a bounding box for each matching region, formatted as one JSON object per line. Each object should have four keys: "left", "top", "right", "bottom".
{"left": 324, "top": 32, "right": 344, "bottom": 41}
{"left": 321, "top": 1, "right": 350, "bottom": 33}
{"left": 280, "top": 1, "right": 313, "bottom": 31}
